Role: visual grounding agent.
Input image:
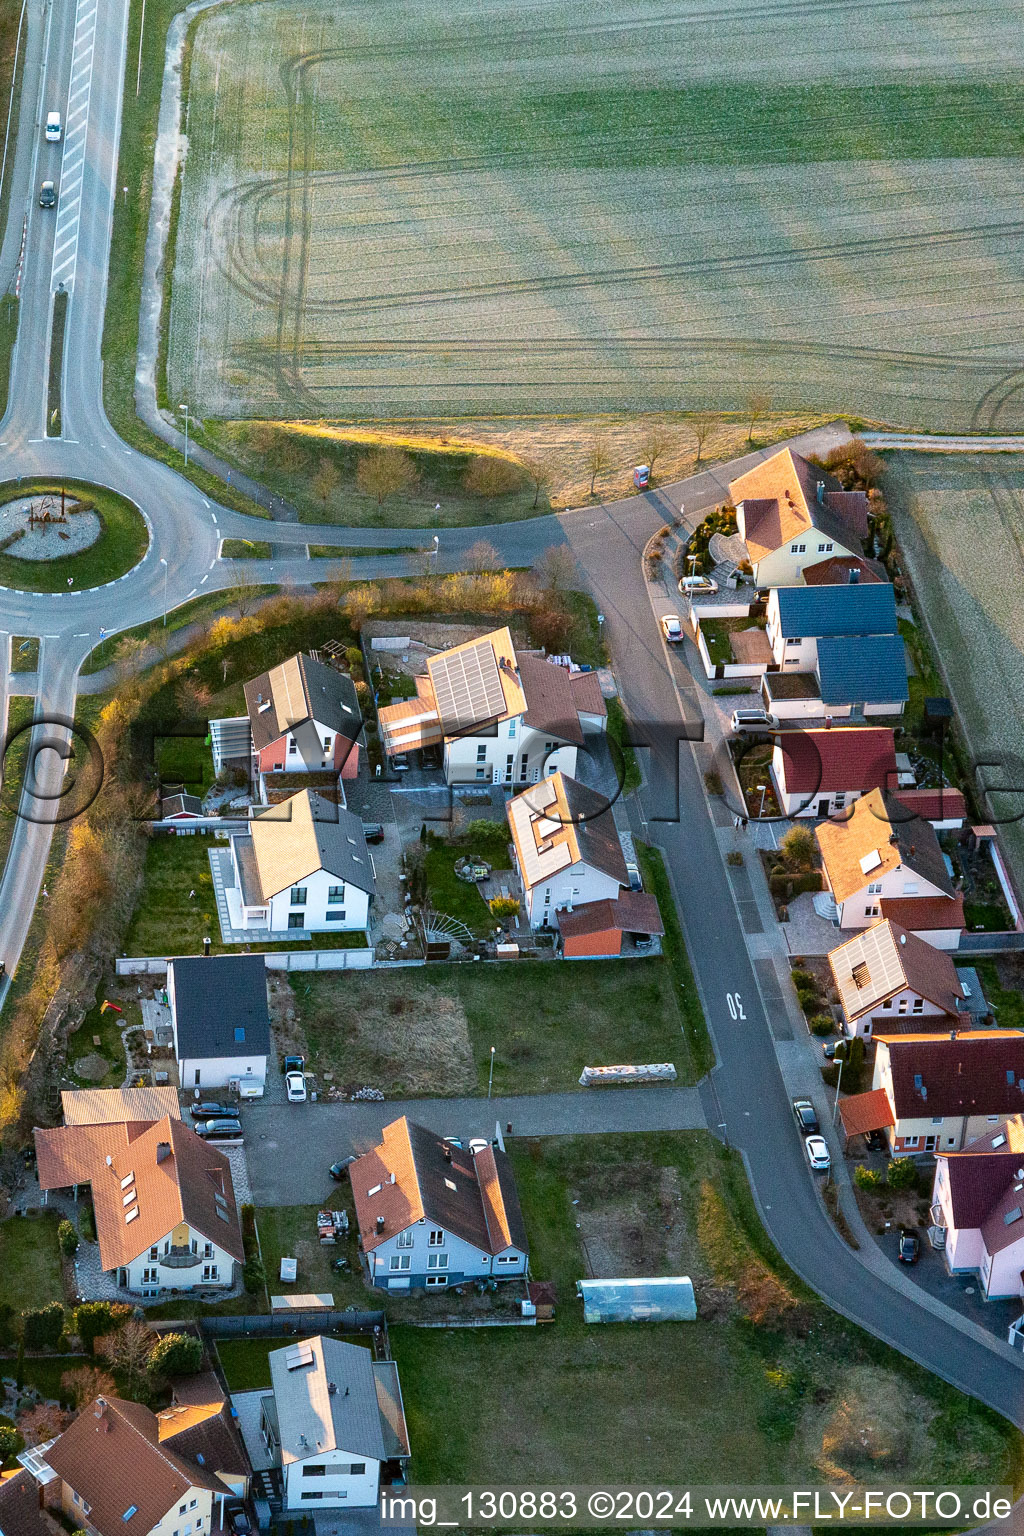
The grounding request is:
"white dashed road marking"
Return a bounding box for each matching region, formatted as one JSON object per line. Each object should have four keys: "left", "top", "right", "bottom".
{"left": 50, "top": 0, "right": 98, "bottom": 293}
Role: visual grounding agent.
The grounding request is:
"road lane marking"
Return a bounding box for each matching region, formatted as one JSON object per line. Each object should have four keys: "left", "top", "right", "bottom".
{"left": 200, "top": 574, "right": 209, "bottom": 584}
{"left": 186, "top": 588, "right": 197, "bottom": 599}
{"left": 726, "top": 992, "right": 746, "bottom": 1020}
{"left": 50, "top": 0, "right": 98, "bottom": 294}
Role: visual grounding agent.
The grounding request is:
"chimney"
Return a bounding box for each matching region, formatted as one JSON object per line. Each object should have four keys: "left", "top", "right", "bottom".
{"left": 849, "top": 566, "right": 860, "bottom": 584}
{"left": 375, "top": 1215, "right": 385, "bottom": 1233}
{"left": 444, "top": 1144, "right": 452, "bottom": 1163}
{"left": 156, "top": 1142, "right": 172, "bottom": 1164}
{"left": 203, "top": 936, "right": 211, "bottom": 957}
{"left": 816, "top": 480, "right": 825, "bottom": 505}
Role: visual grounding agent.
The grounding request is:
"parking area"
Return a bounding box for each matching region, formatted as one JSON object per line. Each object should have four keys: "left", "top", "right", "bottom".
{"left": 871, "top": 1223, "right": 1020, "bottom": 1342}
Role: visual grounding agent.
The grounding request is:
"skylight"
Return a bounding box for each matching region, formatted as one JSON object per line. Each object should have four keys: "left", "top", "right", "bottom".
{"left": 123, "top": 1507, "right": 138, "bottom": 1522}
{"left": 993, "top": 1134, "right": 1007, "bottom": 1148}
{"left": 859, "top": 849, "right": 882, "bottom": 875}
{"left": 120, "top": 1172, "right": 135, "bottom": 1190}
{"left": 125, "top": 1207, "right": 139, "bottom": 1224}
{"left": 1005, "top": 1207, "right": 1022, "bottom": 1226}
{"left": 122, "top": 1191, "right": 136, "bottom": 1207}
{"left": 216, "top": 1207, "right": 230, "bottom": 1222}
{"left": 234, "top": 1027, "right": 246, "bottom": 1043}
{"left": 444, "top": 1178, "right": 457, "bottom": 1192}
{"left": 367, "top": 1183, "right": 382, "bottom": 1197}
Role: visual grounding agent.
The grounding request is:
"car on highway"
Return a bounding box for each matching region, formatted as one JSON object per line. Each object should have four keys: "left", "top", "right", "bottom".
{"left": 329, "top": 1156, "right": 356, "bottom": 1181}
{"left": 285, "top": 1071, "right": 307, "bottom": 1103}
{"left": 45, "top": 112, "right": 62, "bottom": 142}
{"left": 361, "top": 822, "right": 385, "bottom": 844}
{"left": 804, "top": 1134, "right": 830, "bottom": 1173}
{"left": 189, "top": 1101, "right": 235, "bottom": 1119}
{"left": 679, "top": 574, "right": 718, "bottom": 595}
{"left": 730, "top": 708, "right": 778, "bottom": 733}
{"left": 898, "top": 1228, "right": 920, "bottom": 1264}
{"left": 661, "top": 613, "right": 683, "bottom": 643}
{"left": 194, "top": 1118, "right": 242, "bottom": 1140}
{"left": 39, "top": 181, "right": 56, "bottom": 208}
{"left": 791, "top": 1098, "right": 819, "bottom": 1134}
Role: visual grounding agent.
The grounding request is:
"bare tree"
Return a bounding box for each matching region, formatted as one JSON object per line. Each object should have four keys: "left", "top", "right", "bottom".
{"left": 586, "top": 440, "right": 611, "bottom": 497}
{"left": 463, "top": 539, "right": 501, "bottom": 573}
{"left": 311, "top": 456, "right": 342, "bottom": 506}
{"left": 98, "top": 1319, "right": 156, "bottom": 1393}
{"left": 521, "top": 456, "right": 554, "bottom": 510}
{"left": 692, "top": 411, "right": 716, "bottom": 465}
{"left": 356, "top": 447, "right": 418, "bottom": 507}
{"left": 61, "top": 1365, "right": 116, "bottom": 1410}
{"left": 745, "top": 393, "right": 771, "bottom": 444}
{"left": 111, "top": 634, "right": 148, "bottom": 684}
{"left": 227, "top": 577, "right": 262, "bottom": 618}
{"left": 535, "top": 543, "right": 578, "bottom": 593}
{"left": 174, "top": 675, "right": 213, "bottom": 719}
{"left": 640, "top": 426, "right": 670, "bottom": 482}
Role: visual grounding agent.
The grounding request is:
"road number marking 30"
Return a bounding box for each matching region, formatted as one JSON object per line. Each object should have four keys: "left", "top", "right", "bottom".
{"left": 726, "top": 992, "right": 745, "bottom": 1020}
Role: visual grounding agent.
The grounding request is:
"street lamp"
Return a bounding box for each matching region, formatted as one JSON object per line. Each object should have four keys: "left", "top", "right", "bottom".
{"left": 757, "top": 783, "right": 767, "bottom": 818}
{"left": 832, "top": 1050, "right": 845, "bottom": 1124}
{"left": 487, "top": 1045, "right": 496, "bottom": 1099}
{"left": 159, "top": 557, "right": 168, "bottom": 626}
{"left": 179, "top": 403, "right": 190, "bottom": 467}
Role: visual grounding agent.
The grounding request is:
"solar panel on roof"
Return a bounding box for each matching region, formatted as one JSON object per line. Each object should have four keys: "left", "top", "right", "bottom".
{"left": 430, "top": 640, "right": 506, "bottom": 730}
{"left": 286, "top": 1342, "right": 315, "bottom": 1370}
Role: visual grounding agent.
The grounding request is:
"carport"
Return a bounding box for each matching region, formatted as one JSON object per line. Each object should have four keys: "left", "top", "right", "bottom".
{"left": 838, "top": 1087, "right": 895, "bottom": 1150}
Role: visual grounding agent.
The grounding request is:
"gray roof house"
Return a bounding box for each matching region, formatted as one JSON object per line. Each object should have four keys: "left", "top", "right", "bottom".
{"left": 817, "top": 635, "right": 909, "bottom": 708}
{"left": 244, "top": 653, "right": 362, "bottom": 765}
{"left": 227, "top": 790, "right": 376, "bottom": 935}
{"left": 167, "top": 953, "right": 271, "bottom": 1096}
{"left": 258, "top": 1336, "right": 410, "bottom": 1509}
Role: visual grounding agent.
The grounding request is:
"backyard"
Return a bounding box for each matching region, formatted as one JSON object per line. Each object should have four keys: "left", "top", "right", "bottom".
{"left": 394, "top": 1132, "right": 1019, "bottom": 1486}
{"left": 62, "top": 986, "right": 142, "bottom": 1090}
{"left": 215, "top": 1332, "right": 373, "bottom": 1393}
{"left": 254, "top": 1201, "right": 366, "bottom": 1311}
{"left": 0, "top": 1212, "right": 65, "bottom": 1315}
{"left": 699, "top": 615, "right": 767, "bottom": 668}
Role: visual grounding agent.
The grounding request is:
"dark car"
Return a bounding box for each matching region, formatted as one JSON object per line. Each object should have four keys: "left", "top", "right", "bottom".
{"left": 194, "top": 1118, "right": 242, "bottom": 1140}
{"left": 189, "top": 1101, "right": 234, "bottom": 1119}
{"left": 898, "top": 1228, "right": 920, "bottom": 1265}
{"left": 329, "top": 1157, "right": 356, "bottom": 1181}
{"left": 866, "top": 1128, "right": 889, "bottom": 1153}
{"left": 226, "top": 1506, "right": 251, "bottom": 1536}
{"left": 791, "top": 1097, "right": 820, "bottom": 1134}
{"left": 283, "top": 1054, "right": 304, "bottom": 1074}
{"left": 361, "top": 822, "right": 385, "bottom": 844}
{"left": 39, "top": 180, "right": 56, "bottom": 208}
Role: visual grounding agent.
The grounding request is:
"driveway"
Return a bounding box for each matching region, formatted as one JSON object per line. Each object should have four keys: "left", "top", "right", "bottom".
{"left": 242, "top": 1085, "right": 707, "bottom": 1206}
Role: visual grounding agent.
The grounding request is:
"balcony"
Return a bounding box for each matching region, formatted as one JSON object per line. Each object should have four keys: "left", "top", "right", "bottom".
{"left": 161, "top": 1246, "right": 204, "bottom": 1269}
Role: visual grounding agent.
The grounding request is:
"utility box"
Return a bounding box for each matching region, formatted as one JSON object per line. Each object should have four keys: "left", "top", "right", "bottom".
{"left": 633, "top": 464, "right": 650, "bottom": 490}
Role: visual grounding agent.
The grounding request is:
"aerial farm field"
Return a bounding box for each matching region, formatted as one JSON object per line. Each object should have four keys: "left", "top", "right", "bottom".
{"left": 167, "top": 0, "right": 1024, "bottom": 428}
{"left": 888, "top": 453, "right": 1024, "bottom": 889}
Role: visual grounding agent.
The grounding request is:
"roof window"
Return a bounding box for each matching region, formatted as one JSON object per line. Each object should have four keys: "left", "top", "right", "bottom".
{"left": 859, "top": 849, "right": 882, "bottom": 875}
{"left": 123, "top": 1508, "right": 138, "bottom": 1522}
{"left": 993, "top": 1134, "right": 1007, "bottom": 1148}
{"left": 1005, "top": 1208, "right": 1022, "bottom": 1226}
{"left": 234, "top": 1027, "right": 246, "bottom": 1043}
{"left": 120, "top": 1172, "right": 135, "bottom": 1190}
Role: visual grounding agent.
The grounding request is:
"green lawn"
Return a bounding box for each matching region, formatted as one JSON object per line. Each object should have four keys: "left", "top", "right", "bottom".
{"left": 221, "top": 539, "right": 271, "bottom": 559}
{"left": 216, "top": 1333, "right": 372, "bottom": 1392}
{"left": 156, "top": 734, "right": 215, "bottom": 795}
{"left": 80, "top": 586, "right": 280, "bottom": 675}
{"left": 0, "top": 1355, "right": 91, "bottom": 1404}
{"left": 10, "top": 636, "right": 39, "bottom": 672}
{"left": 47, "top": 290, "right": 68, "bottom": 437}
{"left": 975, "top": 962, "right": 1024, "bottom": 1029}
{"left": 64, "top": 990, "right": 141, "bottom": 1090}
{"left": 308, "top": 544, "right": 416, "bottom": 560}
{"left": 0, "top": 295, "right": 18, "bottom": 425}
{"left": 636, "top": 843, "right": 715, "bottom": 1077}
{"left": 393, "top": 1131, "right": 1021, "bottom": 1487}
{"left": 605, "top": 695, "right": 641, "bottom": 794}
{"left": 0, "top": 696, "right": 35, "bottom": 872}
{"left": 0, "top": 481, "right": 148, "bottom": 591}
{"left": 254, "top": 1203, "right": 366, "bottom": 1311}
{"left": 0, "top": 1212, "right": 64, "bottom": 1314}
{"left": 700, "top": 615, "right": 767, "bottom": 667}
{"left": 423, "top": 847, "right": 497, "bottom": 936}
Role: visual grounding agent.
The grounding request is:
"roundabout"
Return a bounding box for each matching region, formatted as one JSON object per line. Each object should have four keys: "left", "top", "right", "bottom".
{"left": 0, "top": 480, "right": 149, "bottom": 593}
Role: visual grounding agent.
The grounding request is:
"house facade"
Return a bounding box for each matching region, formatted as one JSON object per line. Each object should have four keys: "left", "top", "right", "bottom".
{"left": 870, "top": 1032, "right": 1024, "bottom": 1155}
{"left": 377, "top": 628, "right": 604, "bottom": 785}
{"left": 771, "top": 727, "right": 898, "bottom": 819}
{"left": 765, "top": 582, "right": 898, "bottom": 672}
{"left": 259, "top": 1336, "right": 409, "bottom": 1510}
{"left": 815, "top": 788, "right": 959, "bottom": 937}
{"left": 506, "top": 771, "right": 628, "bottom": 927}
{"left": 728, "top": 448, "right": 870, "bottom": 587}
{"left": 167, "top": 954, "right": 270, "bottom": 1095}
{"left": 827, "top": 919, "right": 967, "bottom": 1039}
{"left": 34, "top": 1115, "right": 243, "bottom": 1297}
{"left": 351, "top": 1118, "right": 528, "bottom": 1291}
{"left": 930, "top": 1119, "right": 1024, "bottom": 1298}
{"left": 228, "top": 790, "right": 374, "bottom": 933}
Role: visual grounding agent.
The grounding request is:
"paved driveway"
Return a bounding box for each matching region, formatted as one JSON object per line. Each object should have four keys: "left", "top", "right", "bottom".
{"left": 243, "top": 1085, "right": 706, "bottom": 1205}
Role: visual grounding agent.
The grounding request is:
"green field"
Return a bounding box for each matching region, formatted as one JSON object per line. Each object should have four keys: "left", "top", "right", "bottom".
{"left": 169, "top": 0, "right": 1024, "bottom": 429}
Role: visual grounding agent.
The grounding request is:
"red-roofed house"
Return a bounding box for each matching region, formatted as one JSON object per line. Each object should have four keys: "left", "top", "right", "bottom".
{"left": 771, "top": 727, "right": 897, "bottom": 818}
{"left": 930, "top": 1118, "right": 1024, "bottom": 1298}
{"left": 555, "top": 892, "right": 664, "bottom": 958}
{"left": 893, "top": 786, "right": 967, "bottom": 831}
{"left": 871, "top": 1031, "right": 1024, "bottom": 1155}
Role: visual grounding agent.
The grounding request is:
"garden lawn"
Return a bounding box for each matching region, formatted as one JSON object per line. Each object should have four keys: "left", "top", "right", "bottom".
{"left": 215, "top": 1332, "right": 372, "bottom": 1392}
{"left": 253, "top": 1204, "right": 366, "bottom": 1310}
{"left": 63, "top": 990, "right": 141, "bottom": 1090}
{"left": 0, "top": 1212, "right": 64, "bottom": 1314}
{"left": 156, "top": 734, "right": 215, "bottom": 796}
{"left": 0, "top": 482, "right": 148, "bottom": 591}
{"left": 393, "top": 1131, "right": 1022, "bottom": 1487}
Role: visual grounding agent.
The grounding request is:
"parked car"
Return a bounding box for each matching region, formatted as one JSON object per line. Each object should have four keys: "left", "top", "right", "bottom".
{"left": 898, "top": 1228, "right": 920, "bottom": 1264}
{"left": 730, "top": 708, "right": 778, "bottom": 734}
{"left": 329, "top": 1156, "right": 356, "bottom": 1181}
{"left": 791, "top": 1098, "right": 819, "bottom": 1134}
{"left": 194, "top": 1118, "right": 242, "bottom": 1140}
{"left": 285, "top": 1072, "right": 307, "bottom": 1103}
{"left": 661, "top": 613, "right": 683, "bottom": 643}
{"left": 468, "top": 1138, "right": 489, "bottom": 1155}
{"left": 390, "top": 754, "right": 410, "bottom": 772}
{"left": 189, "top": 1101, "right": 234, "bottom": 1119}
{"left": 866, "top": 1128, "right": 889, "bottom": 1153}
{"left": 226, "top": 1505, "right": 251, "bottom": 1536}
{"left": 45, "top": 111, "right": 62, "bottom": 142}
{"left": 804, "top": 1135, "right": 830, "bottom": 1173}
{"left": 625, "top": 860, "right": 642, "bottom": 892}
{"left": 821, "top": 1040, "right": 848, "bottom": 1061}
{"left": 679, "top": 574, "right": 718, "bottom": 595}
{"left": 39, "top": 181, "right": 56, "bottom": 208}
{"left": 283, "top": 1054, "right": 304, "bottom": 1074}
{"left": 361, "top": 822, "right": 385, "bottom": 844}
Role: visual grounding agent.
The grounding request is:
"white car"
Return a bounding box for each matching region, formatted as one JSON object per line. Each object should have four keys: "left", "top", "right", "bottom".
{"left": 45, "top": 111, "right": 61, "bottom": 142}
{"left": 661, "top": 613, "right": 683, "bottom": 643}
{"left": 805, "top": 1135, "right": 830, "bottom": 1173}
{"left": 679, "top": 574, "right": 718, "bottom": 595}
{"left": 730, "top": 708, "right": 778, "bottom": 733}
{"left": 285, "top": 1071, "right": 307, "bottom": 1103}
{"left": 468, "top": 1138, "right": 489, "bottom": 1155}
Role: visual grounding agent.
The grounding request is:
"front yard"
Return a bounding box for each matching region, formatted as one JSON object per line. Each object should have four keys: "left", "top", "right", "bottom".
{"left": 393, "top": 1132, "right": 1020, "bottom": 1488}
{"left": 699, "top": 614, "right": 767, "bottom": 667}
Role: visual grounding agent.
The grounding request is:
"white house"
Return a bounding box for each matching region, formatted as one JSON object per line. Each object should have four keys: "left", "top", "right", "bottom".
{"left": 259, "top": 1336, "right": 410, "bottom": 1510}
{"left": 507, "top": 771, "right": 628, "bottom": 927}
{"left": 167, "top": 954, "right": 271, "bottom": 1096}
{"left": 377, "top": 626, "right": 605, "bottom": 785}
{"left": 827, "top": 919, "right": 968, "bottom": 1039}
{"left": 728, "top": 448, "right": 870, "bottom": 588}
{"left": 765, "top": 582, "right": 898, "bottom": 672}
{"left": 771, "top": 726, "right": 898, "bottom": 819}
{"left": 815, "top": 787, "right": 961, "bottom": 940}
{"left": 228, "top": 789, "right": 374, "bottom": 933}
{"left": 869, "top": 1031, "right": 1024, "bottom": 1156}
{"left": 34, "top": 1114, "right": 243, "bottom": 1296}
{"left": 351, "top": 1117, "right": 528, "bottom": 1291}
{"left": 930, "top": 1118, "right": 1024, "bottom": 1299}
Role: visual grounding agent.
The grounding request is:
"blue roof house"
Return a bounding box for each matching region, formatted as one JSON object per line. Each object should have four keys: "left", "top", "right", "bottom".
{"left": 766, "top": 582, "right": 898, "bottom": 672}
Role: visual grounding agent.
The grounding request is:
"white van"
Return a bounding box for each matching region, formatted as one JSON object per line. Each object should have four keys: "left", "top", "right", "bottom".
{"left": 45, "top": 112, "right": 62, "bottom": 142}
{"left": 730, "top": 708, "right": 778, "bottom": 733}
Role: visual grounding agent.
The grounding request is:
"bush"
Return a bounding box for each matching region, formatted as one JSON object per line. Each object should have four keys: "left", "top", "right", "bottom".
{"left": 0, "top": 1424, "right": 22, "bottom": 1464}
{"left": 726, "top": 850, "right": 743, "bottom": 867}
{"left": 489, "top": 896, "right": 519, "bottom": 919}
{"left": 855, "top": 1166, "right": 883, "bottom": 1191}
{"left": 887, "top": 1157, "right": 919, "bottom": 1192}
{"left": 57, "top": 1220, "right": 79, "bottom": 1257}
{"left": 790, "top": 968, "right": 816, "bottom": 992}
{"left": 703, "top": 770, "right": 723, "bottom": 796}
{"left": 243, "top": 1256, "right": 265, "bottom": 1295}
{"left": 22, "top": 1302, "right": 65, "bottom": 1351}
{"left": 796, "top": 988, "right": 819, "bottom": 1016}
{"left": 148, "top": 1333, "right": 203, "bottom": 1380}
{"left": 810, "top": 1015, "right": 834, "bottom": 1037}
{"left": 462, "top": 455, "right": 525, "bottom": 497}
{"left": 0, "top": 1304, "right": 16, "bottom": 1351}
{"left": 79, "top": 1204, "right": 96, "bottom": 1243}
{"left": 73, "top": 1300, "right": 133, "bottom": 1355}
{"left": 778, "top": 825, "right": 816, "bottom": 871}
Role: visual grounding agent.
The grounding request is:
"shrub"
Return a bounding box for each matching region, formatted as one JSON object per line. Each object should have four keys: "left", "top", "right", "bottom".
{"left": 0, "top": 1424, "right": 22, "bottom": 1464}
{"left": 887, "top": 1158, "right": 919, "bottom": 1192}
{"left": 148, "top": 1333, "right": 203, "bottom": 1380}
{"left": 243, "top": 1256, "right": 265, "bottom": 1295}
{"left": 462, "top": 455, "right": 525, "bottom": 497}
{"left": 854, "top": 1166, "right": 883, "bottom": 1191}
{"left": 726, "top": 850, "right": 743, "bottom": 867}
{"left": 796, "top": 988, "right": 819, "bottom": 1016}
{"left": 79, "top": 1204, "right": 96, "bottom": 1243}
{"left": 489, "top": 896, "right": 520, "bottom": 919}
{"left": 810, "top": 1015, "right": 834, "bottom": 1037}
{"left": 61, "top": 1364, "right": 116, "bottom": 1409}
{"left": 22, "top": 1302, "right": 65, "bottom": 1351}
{"left": 57, "top": 1220, "right": 79, "bottom": 1257}
{"left": 0, "top": 1303, "right": 16, "bottom": 1350}
{"left": 778, "top": 825, "right": 816, "bottom": 872}
{"left": 790, "top": 968, "right": 816, "bottom": 992}
{"left": 73, "top": 1300, "right": 133, "bottom": 1355}
{"left": 703, "top": 770, "right": 723, "bottom": 796}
